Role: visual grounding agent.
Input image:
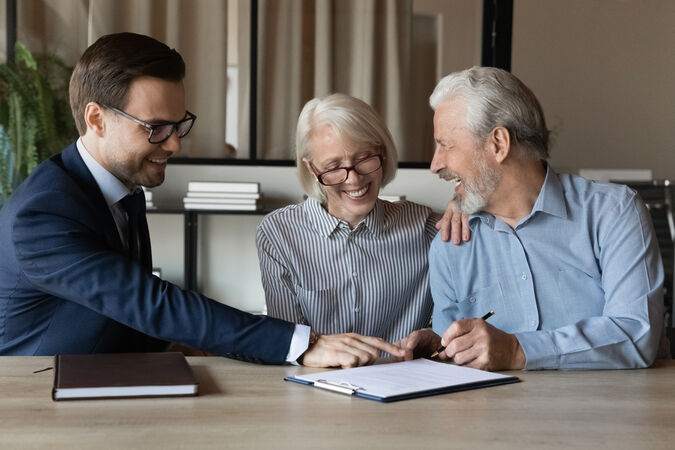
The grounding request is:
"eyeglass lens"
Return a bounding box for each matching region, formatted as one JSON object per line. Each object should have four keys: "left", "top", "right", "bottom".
{"left": 321, "top": 155, "right": 382, "bottom": 185}
{"left": 149, "top": 117, "right": 195, "bottom": 144}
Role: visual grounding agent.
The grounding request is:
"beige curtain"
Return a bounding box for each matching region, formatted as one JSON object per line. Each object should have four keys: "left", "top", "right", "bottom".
{"left": 4, "top": 0, "right": 421, "bottom": 161}
{"left": 6, "top": 0, "right": 231, "bottom": 158}
{"left": 257, "top": 0, "right": 412, "bottom": 160}
{"left": 1, "top": 0, "right": 90, "bottom": 64}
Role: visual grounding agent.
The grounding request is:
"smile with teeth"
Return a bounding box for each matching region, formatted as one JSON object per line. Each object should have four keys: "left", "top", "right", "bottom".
{"left": 446, "top": 177, "right": 463, "bottom": 194}
{"left": 445, "top": 176, "right": 461, "bottom": 185}
{"left": 345, "top": 184, "right": 369, "bottom": 198}
{"left": 147, "top": 158, "right": 168, "bottom": 164}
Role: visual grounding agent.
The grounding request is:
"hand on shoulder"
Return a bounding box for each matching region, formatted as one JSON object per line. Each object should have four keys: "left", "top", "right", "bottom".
{"left": 437, "top": 200, "right": 471, "bottom": 244}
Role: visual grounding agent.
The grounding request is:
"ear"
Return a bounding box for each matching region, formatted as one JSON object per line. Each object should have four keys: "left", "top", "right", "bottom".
{"left": 486, "top": 126, "right": 511, "bottom": 164}
{"left": 83, "top": 102, "right": 107, "bottom": 138}
{"left": 302, "top": 157, "right": 317, "bottom": 178}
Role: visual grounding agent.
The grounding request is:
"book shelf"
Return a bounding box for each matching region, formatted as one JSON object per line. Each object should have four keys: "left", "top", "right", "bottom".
{"left": 147, "top": 207, "right": 270, "bottom": 291}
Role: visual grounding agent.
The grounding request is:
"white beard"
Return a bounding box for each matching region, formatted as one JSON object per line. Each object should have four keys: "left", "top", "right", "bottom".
{"left": 456, "top": 152, "right": 501, "bottom": 214}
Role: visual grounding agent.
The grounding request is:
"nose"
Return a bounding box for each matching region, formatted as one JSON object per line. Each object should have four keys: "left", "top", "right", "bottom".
{"left": 430, "top": 146, "right": 443, "bottom": 174}
{"left": 344, "top": 167, "right": 363, "bottom": 184}
{"left": 160, "top": 129, "right": 182, "bottom": 154}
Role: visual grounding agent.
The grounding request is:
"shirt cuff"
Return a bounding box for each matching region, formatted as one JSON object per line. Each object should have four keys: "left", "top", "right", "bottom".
{"left": 285, "top": 324, "right": 311, "bottom": 364}
{"left": 514, "top": 330, "right": 560, "bottom": 370}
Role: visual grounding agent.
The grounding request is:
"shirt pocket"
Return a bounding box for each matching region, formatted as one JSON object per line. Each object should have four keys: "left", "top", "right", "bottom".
{"left": 455, "top": 283, "right": 505, "bottom": 321}
{"left": 296, "top": 280, "right": 352, "bottom": 335}
{"left": 556, "top": 268, "right": 604, "bottom": 322}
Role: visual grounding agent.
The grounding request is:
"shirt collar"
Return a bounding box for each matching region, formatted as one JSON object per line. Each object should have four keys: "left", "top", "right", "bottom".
{"left": 76, "top": 138, "right": 135, "bottom": 207}
{"left": 531, "top": 164, "right": 567, "bottom": 220}
{"left": 360, "top": 199, "right": 385, "bottom": 236}
{"left": 303, "top": 197, "right": 385, "bottom": 238}
{"left": 468, "top": 163, "right": 567, "bottom": 229}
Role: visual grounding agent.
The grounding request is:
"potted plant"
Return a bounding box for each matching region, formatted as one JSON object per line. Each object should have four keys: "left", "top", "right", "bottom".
{"left": 0, "top": 42, "right": 77, "bottom": 206}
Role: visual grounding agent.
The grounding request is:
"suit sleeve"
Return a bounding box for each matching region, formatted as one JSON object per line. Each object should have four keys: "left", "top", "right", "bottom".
{"left": 12, "top": 190, "right": 294, "bottom": 364}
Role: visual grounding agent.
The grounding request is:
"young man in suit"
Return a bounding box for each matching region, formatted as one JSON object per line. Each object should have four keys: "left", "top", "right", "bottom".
{"left": 0, "top": 32, "right": 403, "bottom": 367}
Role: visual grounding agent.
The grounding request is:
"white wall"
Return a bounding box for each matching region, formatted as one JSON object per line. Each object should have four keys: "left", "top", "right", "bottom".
{"left": 512, "top": 0, "right": 675, "bottom": 178}
{"left": 414, "top": 0, "right": 483, "bottom": 76}
{"left": 147, "top": 164, "right": 453, "bottom": 312}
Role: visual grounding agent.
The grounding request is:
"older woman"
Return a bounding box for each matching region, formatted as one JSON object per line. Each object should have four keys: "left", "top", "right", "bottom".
{"left": 256, "top": 93, "right": 464, "bottom": 362}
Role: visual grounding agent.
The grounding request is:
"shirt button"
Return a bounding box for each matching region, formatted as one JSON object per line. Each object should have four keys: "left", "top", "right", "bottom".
{"left": 352, "top": 272, "right": 357, "bottom": 278}
{"left": 530, "top": 320, "right": 536, "bottom": 327}
{"left": 469, "top": 297, "right": 476, "bottom": 303}
{"left": 354, "top": 307, "right": 360, "bottom": 313}
{"left": 521, "top": 273, "right": 528, "bottom": 280}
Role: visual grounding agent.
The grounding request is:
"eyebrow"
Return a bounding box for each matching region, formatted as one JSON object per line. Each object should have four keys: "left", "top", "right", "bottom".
{"left": 316, "top": 150, "right": 376, "bottom": 167}
{"left": 435, "top": 137, "right": 454, "bottom": 146}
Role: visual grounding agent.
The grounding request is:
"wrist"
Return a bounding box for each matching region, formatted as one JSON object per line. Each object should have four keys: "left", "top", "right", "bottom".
{"left": 297, "top": 329, "right": 320, "bottom": 365}
{"left": 510, "top": 335, "right": 526, "bottom": 369}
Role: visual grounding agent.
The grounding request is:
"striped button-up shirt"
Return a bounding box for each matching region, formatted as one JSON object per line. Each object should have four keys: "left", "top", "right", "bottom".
{"left": 256, "top": 198, "right": 440, "bottom": 343}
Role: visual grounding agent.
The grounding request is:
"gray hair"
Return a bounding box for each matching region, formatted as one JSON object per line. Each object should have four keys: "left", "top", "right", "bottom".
{"left": 429, "top": 66, "right": 550, "bottom": 160}
{"left": 296, "top": 93, "right": 398, "bottom": 203}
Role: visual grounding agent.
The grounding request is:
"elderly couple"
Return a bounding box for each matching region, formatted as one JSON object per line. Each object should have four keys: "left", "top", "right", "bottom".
{"left": 0, "top": 33, "right": 665, "bottom": 370}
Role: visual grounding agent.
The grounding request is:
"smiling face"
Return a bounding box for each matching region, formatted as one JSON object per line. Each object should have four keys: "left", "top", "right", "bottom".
{"left": 304, "top": 125, "right": 383, "bottom": 228}
{"left": 430, "top": 98, "right": 501, "bottom": 214}
{"left": 97, "top": 76, "right": 186, "bottom": 189}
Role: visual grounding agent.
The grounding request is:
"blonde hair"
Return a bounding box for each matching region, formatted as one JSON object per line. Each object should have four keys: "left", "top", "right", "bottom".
{"left": 295, "top": 93, "right": 398, "bottom": 203}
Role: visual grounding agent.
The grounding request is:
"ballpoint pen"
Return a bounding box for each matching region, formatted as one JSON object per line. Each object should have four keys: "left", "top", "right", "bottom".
{"left": 431, "top": 310, "right": 495, "bottom": 358}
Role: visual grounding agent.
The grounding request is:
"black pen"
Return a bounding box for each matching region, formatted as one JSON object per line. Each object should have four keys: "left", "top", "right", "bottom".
{"left": 431, "top": 310, "right": 495, "bottom": 358}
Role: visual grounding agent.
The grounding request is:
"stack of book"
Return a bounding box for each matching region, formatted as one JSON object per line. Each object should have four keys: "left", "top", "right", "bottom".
{"left": 183, "top": 181, "right": 261, "bottom": 211}
{"left": 143, "top": 187, "right": 156, "bottom": 210}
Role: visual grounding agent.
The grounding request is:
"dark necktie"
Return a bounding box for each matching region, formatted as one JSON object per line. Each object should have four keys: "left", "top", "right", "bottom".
{"left": 119, "top": 190, "right": 152, "bottom": 271}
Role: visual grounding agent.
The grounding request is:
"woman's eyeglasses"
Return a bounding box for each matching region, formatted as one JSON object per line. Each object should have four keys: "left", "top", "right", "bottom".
{"left": 309, "top": 154, "right": 384, "bottom": 186}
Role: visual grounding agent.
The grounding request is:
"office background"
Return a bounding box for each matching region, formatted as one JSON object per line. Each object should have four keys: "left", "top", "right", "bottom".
{"left": 1, "top": 0, "right": 673, "bottom": 313}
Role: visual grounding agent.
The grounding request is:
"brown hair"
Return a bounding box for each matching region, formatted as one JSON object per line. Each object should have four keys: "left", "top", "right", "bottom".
{"left": 69, "top": 32, "right": 185, "bottom": 135}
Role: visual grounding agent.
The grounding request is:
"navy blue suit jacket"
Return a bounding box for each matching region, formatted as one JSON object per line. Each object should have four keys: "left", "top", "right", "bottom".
{"left": 0, "top": 143, "right": 294, "bottom": 362}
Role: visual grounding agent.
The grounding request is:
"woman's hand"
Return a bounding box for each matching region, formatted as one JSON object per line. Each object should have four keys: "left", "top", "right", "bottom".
{"left": 436, "top": 200, "right": 471, "bottom": 244}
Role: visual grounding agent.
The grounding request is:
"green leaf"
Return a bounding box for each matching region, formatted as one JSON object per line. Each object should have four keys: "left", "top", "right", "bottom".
{"left": 0, "top": 41, "right": 77, "bottom": 191}
{"left": 14, "top": 42, "right": 37, "bottom": 70}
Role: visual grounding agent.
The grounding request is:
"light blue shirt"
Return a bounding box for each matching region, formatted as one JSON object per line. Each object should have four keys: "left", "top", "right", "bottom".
{"left": 430, "top": 166, "right": 664, "bottom": 369}
{"left": 76, "top": 138, "right": 131, "bottom": 207}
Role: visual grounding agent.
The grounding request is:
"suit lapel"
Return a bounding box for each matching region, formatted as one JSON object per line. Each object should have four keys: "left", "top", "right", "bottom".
{"left": 59, "top": 143, "right": 125, "bottom": 253}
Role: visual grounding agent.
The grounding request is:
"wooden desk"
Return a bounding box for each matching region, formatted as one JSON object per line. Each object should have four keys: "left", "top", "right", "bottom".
{"left": 1, "top": 357, "right": 674, "bottom": 449}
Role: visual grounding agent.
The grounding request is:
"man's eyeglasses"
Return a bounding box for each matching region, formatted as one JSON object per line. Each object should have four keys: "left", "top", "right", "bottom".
{"left": 309, "top": 154, "right": 384, "bottom": 186}
{"left": 102, "top": 105, "right": 196, "bottom": 144}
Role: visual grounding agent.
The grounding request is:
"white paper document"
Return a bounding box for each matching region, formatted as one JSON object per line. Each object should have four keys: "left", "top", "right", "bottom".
{"left": 287, "top": 358, "right": 519, "bottom": 402}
